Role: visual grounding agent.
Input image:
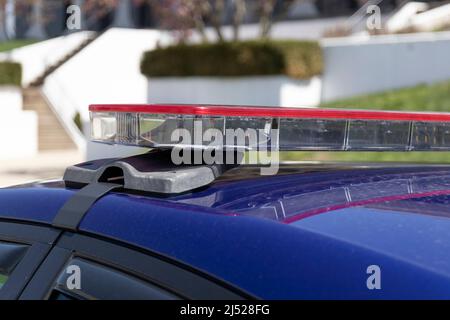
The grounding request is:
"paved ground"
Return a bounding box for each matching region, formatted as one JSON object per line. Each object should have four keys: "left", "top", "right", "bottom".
{"left": 0, "top": 150, "right": 83, "bottom": 187}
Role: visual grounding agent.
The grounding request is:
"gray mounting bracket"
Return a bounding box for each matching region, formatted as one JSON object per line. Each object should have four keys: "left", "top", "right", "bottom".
{"left": 63, "top": 150, "right": 239, "bottom": 194}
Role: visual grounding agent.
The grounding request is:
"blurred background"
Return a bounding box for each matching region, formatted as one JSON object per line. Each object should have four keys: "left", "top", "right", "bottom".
{"left": 0, "top": 0, "right": 449, "bottom": 186}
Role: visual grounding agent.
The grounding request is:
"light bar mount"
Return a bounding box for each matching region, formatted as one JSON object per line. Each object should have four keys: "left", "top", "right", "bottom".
{"left": 63, "top": 149, "right": 241, "bottom": 194}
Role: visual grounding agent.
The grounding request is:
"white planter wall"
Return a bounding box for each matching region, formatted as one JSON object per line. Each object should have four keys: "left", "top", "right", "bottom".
{"left": 148, "top": 76, "right": 322, "bottom": 107}
{"left": 321, "top": 32, "right": 450, "bottom": 102}
{"left": 0, "top": 86, "right": 38, "bottom": 159}
{"left": 0, "top": 86, "right": 23, "bottom": 113}
{"left": 0, "top": 112, "right": 38, "bottom": 160}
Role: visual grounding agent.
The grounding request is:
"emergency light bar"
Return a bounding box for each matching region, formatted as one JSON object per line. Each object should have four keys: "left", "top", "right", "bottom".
{"left": 89, "top": 104, "right": 450, "bottom": 151}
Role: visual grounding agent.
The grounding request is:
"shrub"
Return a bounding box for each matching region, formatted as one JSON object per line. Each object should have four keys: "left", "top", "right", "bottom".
{"left": 73, "top": 112, "right": 83, "bottom": 132}
{"left": 0, "top": 62, "right": 22, "bottom": 86}
{"left": 0, "top": 40, "right": 37, "bottom": 53}
{"left": 141, "top": 40, "right": 323, "bottom": 80}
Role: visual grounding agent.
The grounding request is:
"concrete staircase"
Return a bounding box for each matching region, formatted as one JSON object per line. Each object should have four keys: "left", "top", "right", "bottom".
{"left": 21, "top": 34, "right": 99, "bottom": 152}
{"left": 22, "top": 87, "right": 76, "bottom": 151}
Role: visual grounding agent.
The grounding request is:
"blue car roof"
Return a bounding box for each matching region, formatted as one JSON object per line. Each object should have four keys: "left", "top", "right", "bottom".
{"left": 3, "top": 164, "right": 450, "bottom": 298}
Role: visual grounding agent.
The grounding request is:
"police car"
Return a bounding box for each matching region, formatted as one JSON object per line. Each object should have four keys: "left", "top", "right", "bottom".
{"left": 2, "top": 104, "right": 450, "bottom": 300}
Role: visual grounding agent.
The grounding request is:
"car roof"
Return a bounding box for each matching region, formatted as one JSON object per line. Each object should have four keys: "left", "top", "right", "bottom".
{"left": 3, "top": 163, "right": 450, "bottom": 298}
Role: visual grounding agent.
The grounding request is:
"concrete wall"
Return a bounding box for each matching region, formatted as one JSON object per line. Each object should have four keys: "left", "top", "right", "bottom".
{"left": 148, "top": 76, "right": 322, "bottom": 107}
{"left": 0, "top": 31, "right": 95, "bottom": 87}
{"left": 321, "top": 31, "right": 450, "bottom": 102}
{"left": 0, "top": 86, "right": 22, "bottom": 113}
{"left": 44, "top": 28, "right": 171, "bottom": 122}
{"left": 0, "top": 87, "right": 38, "bottom": 160}
{"left": 0, "top": 112, "right": 38, "bottom": 160}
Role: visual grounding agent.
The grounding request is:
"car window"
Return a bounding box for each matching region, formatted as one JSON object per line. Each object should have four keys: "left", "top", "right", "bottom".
{"left": 0, "top": 222, "right": 61, "bottom": 300}
{"left": 21, "top": 233, "right": 249, "bottom": 300}
{"left": 50, "top": 257, "right": 179, "bottom": 300}
{"left": 48, "top": 290, "right": 77, "bottom": 300}
{"left": 0, "top": 242, "right": 28, "bottom": 291}
{"left": 0, "top": 275, "right": 7, "bottom": 289}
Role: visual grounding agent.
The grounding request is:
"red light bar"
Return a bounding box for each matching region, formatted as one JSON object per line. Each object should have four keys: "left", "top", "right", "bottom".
{"left": 90, "top": 104, "right": 450, "bottom": 122}
{"left": 90, "top": 104, "right": 450, "bottom": 151}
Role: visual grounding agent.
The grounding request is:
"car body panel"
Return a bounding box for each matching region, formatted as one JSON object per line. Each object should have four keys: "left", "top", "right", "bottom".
{"left": 0, "top": 187, "right": 74, "bottom": 224}
{"left": 3, "top": 165, "right": 450, "bottom": 298}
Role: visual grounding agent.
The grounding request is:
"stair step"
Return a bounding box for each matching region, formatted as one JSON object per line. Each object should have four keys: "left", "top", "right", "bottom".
{"left": 39, "top": 137, "right": 74, "bottom": 142}
{"left": 38, "top": 136, "right": 73, "bottom": 140}
{"left": 39, "top": 138, "right": 73, "bottom": 142}
{"left": 25, "top": 108, "right": 52, "bottom": 112}
{"left": 37, "top": 117, "right": 65, "bottom": 123}
{"left": 38, "top": 133, "right": 73, "bottom": 138}
{"left": 39, "top": 141, "right": 76, "bottom": 146}
{"left": 39, "top": 142, "right": 74, "bottom": 147}
{"left": 39, "top": 146, "right": 77, "bottom": 151}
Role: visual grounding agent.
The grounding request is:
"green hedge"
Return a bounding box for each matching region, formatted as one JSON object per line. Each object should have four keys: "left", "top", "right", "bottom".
{"left": 320, "top": 80, "right": 450, "bottom": 112}
{"left": 0, "top": 40, "right": 37, "bottom": 53}
{"left": 141, "top": 40, "right": 323, "bottom": 79}
{"left": 0, "top": 62, "right": 22, "bottom": 86}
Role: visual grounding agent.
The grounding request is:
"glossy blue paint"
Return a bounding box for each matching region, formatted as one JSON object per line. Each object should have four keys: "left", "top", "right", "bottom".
{"left": 78, "top": 192, "right": 450, "bottom": 299}
{"left": 3, "top": 166, "right": 450, "bottom": 298}
{"left": 0, "top": 186, "right": 74, "bottom": 223}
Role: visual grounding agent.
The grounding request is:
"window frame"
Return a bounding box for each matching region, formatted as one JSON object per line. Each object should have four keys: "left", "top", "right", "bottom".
{"left": 52, "top": 256, "right": 182, "bottom": 300}
{"left": 0, "top": 221, "right": 61, "bottom": 300}
{"left": 21, "top": 232, "right": 253, "bottom": 300}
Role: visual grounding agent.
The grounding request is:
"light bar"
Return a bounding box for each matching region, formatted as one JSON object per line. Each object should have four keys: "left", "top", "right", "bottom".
{"left": 89, "top": 104, "right": 450, "bottom": 151}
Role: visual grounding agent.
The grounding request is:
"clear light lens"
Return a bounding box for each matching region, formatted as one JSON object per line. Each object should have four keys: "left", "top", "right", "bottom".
{"left": 412, "top": 122, "right": 450, "bottom": 150}
{"left": 116, "top": 112, "right": 139, "bottom": 145}
{"left": 279, "top": 119, "right": 346, "bottom": 150}
{"left": 91, "top": 112, "right": 117, "bottom": 143}
{"left": 90, "top": 111, "right": 450, "bottom": 151}
{"left": 347, "top": 120, "right": 411, "bottom": 150}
